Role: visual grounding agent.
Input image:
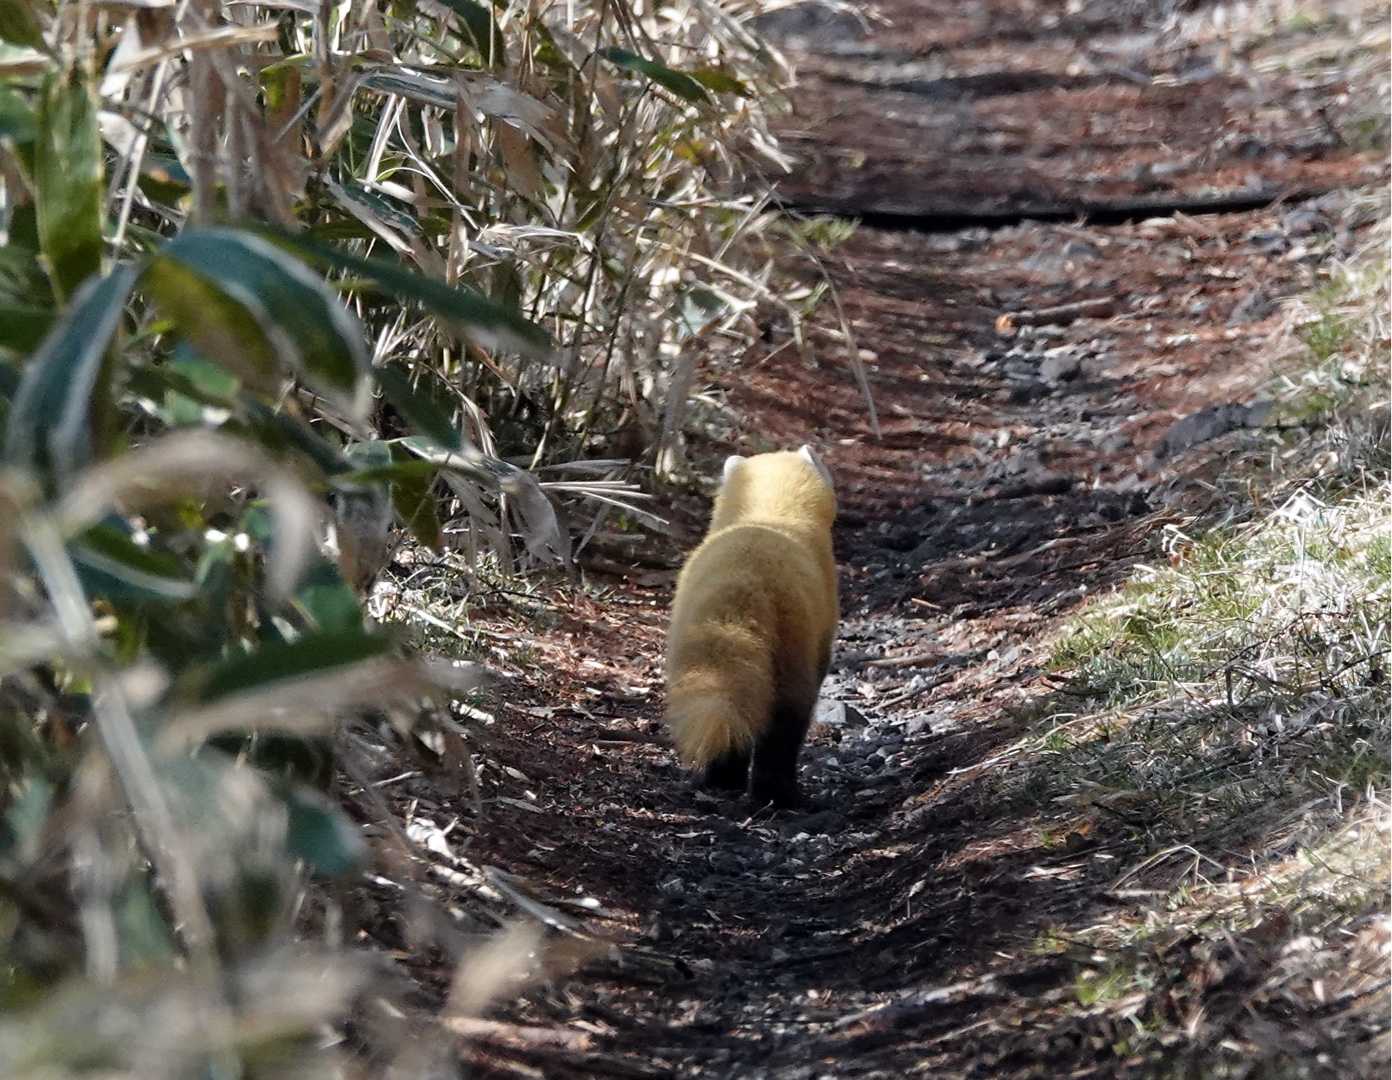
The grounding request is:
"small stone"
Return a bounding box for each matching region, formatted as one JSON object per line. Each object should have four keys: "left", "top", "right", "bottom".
{"left": 1281, "top": 207, "right": 1324, "bottom": 236}
{"left": 1228, "top": 288, "right": 1274, "bottom": 325}
{"left": 1153, "top": 400, "right": 1273, "bottom": 460}
{"left": 1007, "top": 381, "right": 1049, "bottom": 404}
{"left": 904, "top": 712, "right": 931, "bottom": 735}
{"left": 1040, "top": 349, "right": 1082, "bottom": 384}
{"left": 815, "top": 701, "right": 868, "bottom": 728}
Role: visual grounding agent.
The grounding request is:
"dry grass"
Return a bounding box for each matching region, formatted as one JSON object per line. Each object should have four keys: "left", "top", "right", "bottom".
{"left": 999, "top": 189, "right": 1391, "bottom": 1075}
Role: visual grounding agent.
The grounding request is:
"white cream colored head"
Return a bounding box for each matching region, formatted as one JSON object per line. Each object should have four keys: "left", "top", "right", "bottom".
{"left": 723, "top": 445, "right": 832, "bottom": 483}
{"left": 797, "top": 444, "right": 834, "bottom": 488}
{"left": 713, "top": 445, "right": 836, "bottom": 529}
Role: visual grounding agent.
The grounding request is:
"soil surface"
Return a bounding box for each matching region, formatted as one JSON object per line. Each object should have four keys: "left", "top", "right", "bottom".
{"left": 759, "top": 0, "right": 1384, "bottom": 220}
{"left": 359, "top": 4, "right": 1388, "bottom": 1077}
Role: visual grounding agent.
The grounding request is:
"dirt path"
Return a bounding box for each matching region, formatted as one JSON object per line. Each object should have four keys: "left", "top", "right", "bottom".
{"left": 366, "top": 4, "right": 1386, "bottom": 1077}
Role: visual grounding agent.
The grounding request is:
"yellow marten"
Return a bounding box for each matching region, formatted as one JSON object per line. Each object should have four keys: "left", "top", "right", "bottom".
{"left": 664, "top": 446, "right": 838, "bottom": 808}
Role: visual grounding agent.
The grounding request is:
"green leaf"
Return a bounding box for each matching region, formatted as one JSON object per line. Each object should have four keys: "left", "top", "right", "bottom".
{"left": 0, "top": 304, "right": 53, "bottom": 356}
{"left": 436, "top": 0, "right": 505, "bottom": 67}
{"left": 145, "top": 228, "right": 372, "bottom": 420}
{"left": 280, "top": 784, "right": 366, "bottom": 878}
{"left": 35, "top": 69, "right": 104, "bottom": 301}
{"left": 261, "top": 230, "right": 553, "bottom": 359}
{"left": 0, "top": 0, "right": 45, "bottom": 52}
{"left": 135, "top": 152, "right": 190, "bottom": 206}
{"left": 326, "top": 178, "right": 424, "bottom": 241}
{"left": 3, "top": 263, "right": 138, "bottom": 480}
{"left": 0, "top": 244, "right": 49, "bottom": 306}
{"left": 687, "top": 69, "right": 751, "bottom": 97}
{"left": 0, "top": 358, "right": 17, "bottom": 404}
{"left": 240, "top": 399, "right": 350, "bottom": 477}
{"left": 195, "top": 630, "right": 393, "bottom": 703}
{"left": 341, "top": 434, "right": 393, "bottom": 474}
{"left": 142, "top": 259, "right": 276, "bottom": 394}
{"left": 530, "top": 22, "right": 578, "bottom": 75}
{"left": 0, "top": 85, "right": 36, "bottom": 144}
{"left": 388, "top": 442, "right": 442, "bottom": 551}
{"left": 5, "top": 202, "right": 38, "bottom": 254}
{"left": 335, "top": 457, "right": 438, "bottom": 486}
{"left": 600, "top": 48, "right": 710, "bottom": 104}
{"left": 289, "top": 558, "right": 363, "bottom": 635}
{"left": 124, "top": 348, "right": 242, "bottom": 427}
{"left": 258, "top": 54, "right": 301, "bottom": 124}
{"left": 375, "top": 364, "right": 460, "bottom": 448}
{"left": 70, "top": 521, "right": 198, "bottom": 604}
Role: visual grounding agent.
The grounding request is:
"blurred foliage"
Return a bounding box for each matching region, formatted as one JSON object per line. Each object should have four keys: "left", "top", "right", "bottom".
{"left": 0, "top": 0, "right": 798, "bottom": 1073}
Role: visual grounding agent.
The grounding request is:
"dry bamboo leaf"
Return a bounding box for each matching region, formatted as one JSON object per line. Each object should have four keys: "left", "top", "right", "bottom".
{"left": 155, "top": 656, "right": 433, "bottom": 754}
{"left": 106, "top": 23, "right": 281, "bottom": 75}
{"left": 446, "top": 920, "right": 544, "bottom": 1018}
{"left": 223, "top": 0, "right": 320, "bottom": 10}
{"left": 316, "top": 72, "right": 361, "bottom": 162}
{"left": 456, "top": 73, "right": 563, "bottom": 153}
{"left": 0, "top": 49, "right": 48, "bottom": 77}
{"left": 495, "top": 121, "right": 546, "bottom": 203}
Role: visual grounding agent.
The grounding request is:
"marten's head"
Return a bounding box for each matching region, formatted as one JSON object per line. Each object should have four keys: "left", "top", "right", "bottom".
{"left": 710, "top": 446, "right": 836, "bottom": 531}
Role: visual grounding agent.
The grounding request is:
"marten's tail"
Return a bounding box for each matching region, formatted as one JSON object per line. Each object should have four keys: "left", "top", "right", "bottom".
{"left": 665, "top": 623, "right": 774, "bottom": 767}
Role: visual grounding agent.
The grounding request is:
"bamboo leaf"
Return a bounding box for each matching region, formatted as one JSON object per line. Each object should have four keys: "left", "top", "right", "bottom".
{"left": 0, "top": 304, "right": 53, "bottom": 356}
{"left": 70, "top": 522, "right": 198, "bottom": 605}
{"left": 263, "top": 230, "right": 553, "bottom": 359}
{"left": 0, "top": 244, "right": 56, "bottom": 306}
{"left": 115, "top": 882, "right": 177, "bottom": 969}
{"left": 375, "top": 364, "right": 461, "bottom": 448}
{"left": 3, "top": 263, "right": 138, "bottom": 480}
{"left": 398, "top": 436, "right": 570, "bottom": 569}
{"left": 35, "top": 69, "right": 104, "bottom": 300}
{"left": 240, "top": 399, "right": 351, "bottom": 477}
{"left": 195, "top": 630, "right": 394, "bottom": 703}
{"left": 0, "top": 0, "right": 45, "bottom": 54}
{"left": 280, "top": 784, "right": 366, "bottom": 878}
{"left": 287, "top": 558, "right": 363, "bottom": 636}
{"left": 55, "top": 429, "right": 321, "bottom": 606}
{"left": 687, "top": 69, "right": 751, "bottom": 97}
{"left": 388, "top": 442, "right": 442, "bottom": 552}
{"left": 435, "top": 0, "right": 506, "bottom": 67}
{"left": 0, "top": 84, "right": 36, "bottom": 144}
{"left": 145, "top": 229, "right": 372, "bottom": 421}
{"left": 600, "top": 48, "right": 710, "bottom": 104}
{"left": 141, "top": 255, "right": 278, "bottom": 397}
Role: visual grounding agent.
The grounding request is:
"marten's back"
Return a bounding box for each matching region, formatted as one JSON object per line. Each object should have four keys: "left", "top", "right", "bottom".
{"left": 664, "top": 448, "right": 838, "bottom": 769}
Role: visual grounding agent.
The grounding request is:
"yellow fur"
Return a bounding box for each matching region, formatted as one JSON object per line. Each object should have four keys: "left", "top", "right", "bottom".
{"left": 664, "top": 449, "right": 838, "bottom": 779}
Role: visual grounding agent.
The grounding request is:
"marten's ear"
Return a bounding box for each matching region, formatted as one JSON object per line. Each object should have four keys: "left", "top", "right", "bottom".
{"left": 722, "top": 455, "right": 745, "bottom": 483}
{"left": 798, "top": 445, "right": 833, "bottom": 488}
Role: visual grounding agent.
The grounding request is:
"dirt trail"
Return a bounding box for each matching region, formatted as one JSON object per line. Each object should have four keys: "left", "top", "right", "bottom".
{"left": 370, "top": 4, "right": 1386, "bottom": 1077}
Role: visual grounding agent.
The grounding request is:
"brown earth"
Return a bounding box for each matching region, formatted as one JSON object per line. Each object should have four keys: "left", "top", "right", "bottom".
{"left": 760, "top": 0, "right": 1385, "bottom": 219}
{"left": 352, "top": 3, "right": 1388, "bottom": 1077}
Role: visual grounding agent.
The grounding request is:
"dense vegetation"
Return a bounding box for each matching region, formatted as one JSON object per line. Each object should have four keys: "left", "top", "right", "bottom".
{"left": 0, "top": 1, "right": 801, "bottom": 1073}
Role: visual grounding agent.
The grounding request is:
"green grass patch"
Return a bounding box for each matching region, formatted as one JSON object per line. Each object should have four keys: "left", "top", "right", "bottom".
{"left": 991, "top": 190, "right": 1391, "bottom": 1078}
